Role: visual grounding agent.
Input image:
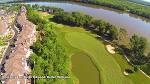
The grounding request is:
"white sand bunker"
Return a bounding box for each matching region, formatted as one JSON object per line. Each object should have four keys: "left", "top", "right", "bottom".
{"left": 124, "top": 71, "right": 129, "bottom": 76}
{"left": 106, "top": 45, "right": 115, "bottom": 54}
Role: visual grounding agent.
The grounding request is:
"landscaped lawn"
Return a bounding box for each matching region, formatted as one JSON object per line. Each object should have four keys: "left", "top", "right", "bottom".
{"left": 38, "top": 11, "right": 150, "bottom": 84}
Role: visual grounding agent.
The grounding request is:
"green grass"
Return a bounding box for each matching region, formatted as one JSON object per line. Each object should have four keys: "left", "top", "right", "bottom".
{"left": 65, "top": 32, "right": 133, "bottom": 84}
{"left": 113, "top": 52, "right": 150, "bottom": 84}
{"left": 71, "top": 52, "right": 100, "bottom": 84}
{"left": 54, "top": 23, "right": 150, "bottom": 84}
{"left": 38, "top": 11, "right": 150, "bottom": 84}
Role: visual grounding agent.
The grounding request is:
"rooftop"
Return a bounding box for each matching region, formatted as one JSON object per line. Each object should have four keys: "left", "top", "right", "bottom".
{"left": 2, "top": 6, "right": 36, "bottom": 84}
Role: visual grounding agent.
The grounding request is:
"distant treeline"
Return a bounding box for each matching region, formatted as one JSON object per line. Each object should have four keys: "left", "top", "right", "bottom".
{"left": 128, "top": 0, "right": 150, "bottom": 6}
{"left": 75, "top": 0, "right": 150, "bottom": 19}
{"left": 30, "top": 0, "right": 150, "bottom": 19}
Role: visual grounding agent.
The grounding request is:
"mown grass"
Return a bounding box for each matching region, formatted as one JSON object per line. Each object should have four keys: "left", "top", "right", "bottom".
{"left": 65, "top": 32, "right": 133, "bottom": 84}
{"left": 38, "top": 11, "right": 150, "bottom": 84}
{"left": 71, "top": 52, "right": 100, "bottom": 84}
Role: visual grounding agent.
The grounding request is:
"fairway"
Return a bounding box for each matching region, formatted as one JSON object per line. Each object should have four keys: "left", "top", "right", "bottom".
{"left": 52, "top": 21, "right": 150, "bottom": 84}
{"left": 65, "top": 32, "right": 133, "bottom": 84}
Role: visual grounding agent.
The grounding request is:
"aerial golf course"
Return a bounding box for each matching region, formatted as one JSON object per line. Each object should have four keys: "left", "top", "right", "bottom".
{"left": 1, "top": 0, "right": 150, "bottom": 84}
{"left": 37, "top": 11, "right": 150, "bottom": 84}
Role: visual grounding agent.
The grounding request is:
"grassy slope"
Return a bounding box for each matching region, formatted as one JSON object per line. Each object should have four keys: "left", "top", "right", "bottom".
{"left": 38, "top": 11, "right": 150, "bottom": 84}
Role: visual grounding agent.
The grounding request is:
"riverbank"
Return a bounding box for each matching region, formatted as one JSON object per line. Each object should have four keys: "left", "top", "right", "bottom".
{"left": 69, "top": 0, "right": 150, "bottom": 19}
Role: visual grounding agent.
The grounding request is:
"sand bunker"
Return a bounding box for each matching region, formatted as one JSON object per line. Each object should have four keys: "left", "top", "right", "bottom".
{"left": 106, "top": 45, "right": 115, "bottom": 54}
{"left": 124, "top": 71, "right": 129, "bottom": 76}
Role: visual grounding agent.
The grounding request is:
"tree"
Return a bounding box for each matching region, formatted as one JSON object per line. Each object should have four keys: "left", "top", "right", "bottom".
{"left": 83, "top": 15, "right": 93, "bottom": 27}
{"left": 72, "top": 12, "right": 85, "bottom": 26}
{"left": 142, "top": 61, "right": 150, "bottom": 75}
{"left": 105, "top": 23, "right": 112, "bottom": 34}
{"left": 130, "top": 35, "right": 147, "bottom": 56}
{"left": 0, "top": 39, "right": 5, "bottom": 46}
{"left": 130, "top": 35, "right": 147, "bottom": 64}
{"left": 32, "top": 4, "right": 40, "bottom": 10}
{"left": 93, "top": 20, "right": 107, "bottom": 35}
{"left": 147, "top": 52, "right": 150, "bottom": 63}
{"left": 109, "top": 26, "right": 119, "bottom": 41}
{"left": 115, "top": 28, "right": 129, "bottom": 46}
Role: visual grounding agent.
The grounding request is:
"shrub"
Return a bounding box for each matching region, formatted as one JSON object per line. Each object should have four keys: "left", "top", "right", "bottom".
{"left": 125, "top": 69, "right": 134, "bottom": 74}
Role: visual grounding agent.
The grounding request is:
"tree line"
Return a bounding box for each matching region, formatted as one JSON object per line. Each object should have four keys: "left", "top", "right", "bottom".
{"left": 26, "top": 5, "right": 71, "bottom": 84}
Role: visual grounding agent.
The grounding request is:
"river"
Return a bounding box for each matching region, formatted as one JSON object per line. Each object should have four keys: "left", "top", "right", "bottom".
{"left": 24, "top": 1, "right": 150, "bottom": 43}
